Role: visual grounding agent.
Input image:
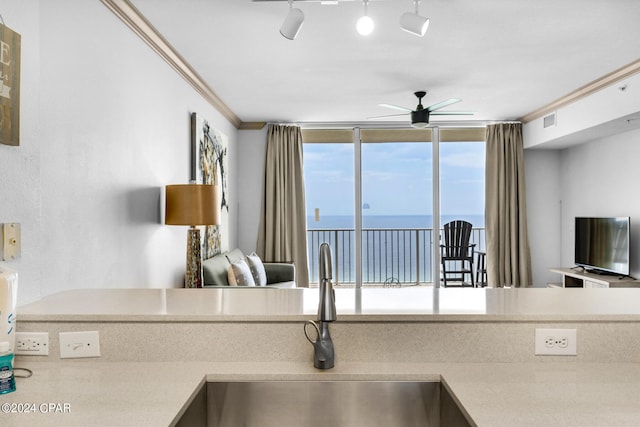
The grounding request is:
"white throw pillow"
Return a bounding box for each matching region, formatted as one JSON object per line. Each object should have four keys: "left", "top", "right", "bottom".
{"left": 246, "top": 252, "right": 267, "bottom": 286}
{"left": 227, "top": 259, "right": 256, "bottom": 286}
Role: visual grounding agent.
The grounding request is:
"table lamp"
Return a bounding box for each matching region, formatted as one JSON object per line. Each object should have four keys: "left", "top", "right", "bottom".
{"left": 165, "top": 184, "right": 220, "bottom": 288}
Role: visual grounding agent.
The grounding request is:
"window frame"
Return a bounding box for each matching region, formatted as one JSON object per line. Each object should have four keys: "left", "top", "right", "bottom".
{"left": 302, "top": 126, "right": 485, "bottom": 288}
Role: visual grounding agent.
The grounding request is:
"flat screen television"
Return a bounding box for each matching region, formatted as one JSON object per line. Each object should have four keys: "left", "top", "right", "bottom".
{"left": 574, "top": 217, "right": 630, "bottom": 275}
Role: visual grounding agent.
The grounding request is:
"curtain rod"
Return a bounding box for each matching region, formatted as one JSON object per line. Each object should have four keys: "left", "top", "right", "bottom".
{"left": 266, "top": 120, "right": 513, "bottom": 129}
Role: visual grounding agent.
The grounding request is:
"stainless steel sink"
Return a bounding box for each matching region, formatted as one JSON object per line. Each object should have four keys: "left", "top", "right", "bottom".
{"left": 175, "top": 381, "right": 474, "bottom": 427}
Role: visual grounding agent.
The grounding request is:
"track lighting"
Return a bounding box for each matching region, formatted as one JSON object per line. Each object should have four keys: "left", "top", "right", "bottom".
{"left": 280, "top": 0, "right": 304, "bottom": 40}
{"left": 356, "top": 0, "right": 374, "bottom": 36}
{"left": 267, "top": 0, "right": 431, "bottom": 39}
{"left": 400, "top": 0, "right": 429, "bottom": 37}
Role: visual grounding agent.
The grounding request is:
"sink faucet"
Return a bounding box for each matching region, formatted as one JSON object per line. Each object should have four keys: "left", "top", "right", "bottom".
{"left": 304, "top": 243, "right": 336, "bottom": 369}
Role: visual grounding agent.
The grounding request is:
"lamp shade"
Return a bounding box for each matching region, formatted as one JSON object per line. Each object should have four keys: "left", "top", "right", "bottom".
{"left": 165, "top": 184, "right": 220, "bottom": 226}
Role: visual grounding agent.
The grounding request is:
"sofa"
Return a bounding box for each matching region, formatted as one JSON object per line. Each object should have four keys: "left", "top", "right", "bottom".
{"left": 202, "top": 248, "right": 296, "bottom": 288}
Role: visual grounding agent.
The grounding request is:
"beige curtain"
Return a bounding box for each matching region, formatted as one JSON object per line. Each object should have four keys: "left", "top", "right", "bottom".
{"left": 257, "top": 124, "right": 310, "bottom": 287}
{"left": 485, "top": 123, "right": 532, "bottom": 287}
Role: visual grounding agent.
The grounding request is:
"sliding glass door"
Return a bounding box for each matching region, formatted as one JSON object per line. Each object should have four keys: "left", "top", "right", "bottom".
{"left": 439, "top": 137, "right": 486, "bottom": 253}
{"left": 303, "top": 131, "right": 355, "bottom": 285}
{"left": 361, "top": 140, "right": 433, "bottom": 285}
{"left": 303, "top": 127, "right": 485, "bottom": 287}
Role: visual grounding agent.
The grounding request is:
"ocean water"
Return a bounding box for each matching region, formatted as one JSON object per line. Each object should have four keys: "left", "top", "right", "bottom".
{"left": 307, "top": 214, "right": 485, "bottom": 230}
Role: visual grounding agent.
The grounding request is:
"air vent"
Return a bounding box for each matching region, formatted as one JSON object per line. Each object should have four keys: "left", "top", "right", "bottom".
{"left": 543, "top": 112, "right": 556, "bottom": 128}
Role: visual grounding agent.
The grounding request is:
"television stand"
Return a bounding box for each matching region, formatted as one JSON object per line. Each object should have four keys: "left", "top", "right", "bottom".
{"left": 549, "top": 268, "right": 640, "bottom": 288}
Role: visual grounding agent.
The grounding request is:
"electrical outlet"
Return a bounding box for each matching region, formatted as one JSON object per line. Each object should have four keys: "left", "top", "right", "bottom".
{"left": 15, "top": 332, "right": 49, "bottom": 355}
{"left": 59, "top": 331, "right": 101, "bottom": 359}
{"left": 535, "top": 328, "right": 577, "bottom": 356}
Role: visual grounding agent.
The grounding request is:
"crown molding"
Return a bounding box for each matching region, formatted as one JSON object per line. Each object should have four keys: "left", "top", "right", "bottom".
{"left": 101, "top": 0, "right": 242, "bottom": 129}
{"left": 519, "top": 58, "right": 640, "bottom": 123}
{"left": 238, "top": 122, "right": 267, "bottom": 130}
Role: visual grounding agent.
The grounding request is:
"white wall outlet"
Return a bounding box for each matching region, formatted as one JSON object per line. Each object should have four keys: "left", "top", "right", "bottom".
{"left": 15, "top": 332, "right": 49, "bottom": 355}
{"left": 535, "top": 328, "right": 577, "bottom": 356}
{"left": 59, "top": 331, "right": 101, "bottom": 359}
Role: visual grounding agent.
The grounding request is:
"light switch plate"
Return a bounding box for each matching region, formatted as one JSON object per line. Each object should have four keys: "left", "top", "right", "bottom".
{"left": 2, "top": 223, "right": 21, "bottom": 261}
{"left": 59, "top": 331, "right": 101, "bottom": 359}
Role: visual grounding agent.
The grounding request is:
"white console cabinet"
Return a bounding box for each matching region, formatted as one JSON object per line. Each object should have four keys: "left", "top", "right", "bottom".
{"left": 549, "top": 268, "right": 640, "bottom": 288}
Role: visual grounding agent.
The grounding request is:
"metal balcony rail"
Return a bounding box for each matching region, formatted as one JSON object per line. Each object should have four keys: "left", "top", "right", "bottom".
{"left": 307, "top": 227, "right": 485, "bottom": 285}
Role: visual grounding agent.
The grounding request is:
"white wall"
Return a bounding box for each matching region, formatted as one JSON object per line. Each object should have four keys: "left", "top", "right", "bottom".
{"left": 524, "top": 72, "right": 640, "bottom": 149}
{"left": 558, "top": 127, "right": 640, "bottom": 277}
{"left": 524, "top": 150, "right": 562, "bottom": 286}
{"left": 237, "top": 128, "right": 267, "bottom": 254}
{"left": 0, "top": 0, "right": 238, "bottom": 305}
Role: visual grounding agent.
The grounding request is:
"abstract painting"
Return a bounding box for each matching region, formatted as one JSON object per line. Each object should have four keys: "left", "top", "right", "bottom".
{"left": 191, "top": 112, "right": 229, "bottom": 258}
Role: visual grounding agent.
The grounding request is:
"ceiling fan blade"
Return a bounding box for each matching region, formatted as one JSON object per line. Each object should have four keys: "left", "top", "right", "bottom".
{"left": 367, "top": 113, "right": 409, "bottom": 120}
{"left": 379, "top": 103, "right": 413, "bottom": 112}
{"left": 429, "top": 111, "right": 475, "bottom": 116}
{"left": 426, "top": 98, "right": 461, "bottom": 112}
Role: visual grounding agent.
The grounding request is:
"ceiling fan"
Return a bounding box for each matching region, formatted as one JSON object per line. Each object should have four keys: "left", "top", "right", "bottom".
{"left": 370, "top": 91, "right": 474, "bottom": 128}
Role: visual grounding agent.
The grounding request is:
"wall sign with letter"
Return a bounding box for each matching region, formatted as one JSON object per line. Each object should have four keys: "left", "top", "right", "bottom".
{"left": 0, "top": 24, "right": 20, "bottom": 146}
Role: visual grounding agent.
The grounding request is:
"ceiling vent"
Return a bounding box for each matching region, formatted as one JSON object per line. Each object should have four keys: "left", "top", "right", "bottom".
{"left": 543, "top": 112, "right": 557, "bottom": 128}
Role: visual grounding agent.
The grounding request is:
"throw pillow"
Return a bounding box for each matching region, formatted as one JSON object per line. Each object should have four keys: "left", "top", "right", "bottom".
{"left": 246, "top": 252, "right": 268, "bottom": 286}
{"left": 227, "top": 259, "right": 256, "bottom": 286}
{"left": 225, "top": 249, "right": 245, "bottom": 264}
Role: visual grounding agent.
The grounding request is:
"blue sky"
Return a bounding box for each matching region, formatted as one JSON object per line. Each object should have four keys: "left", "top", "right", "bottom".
{"left": 303, "top": 141, "right": 485, "bottom": 217}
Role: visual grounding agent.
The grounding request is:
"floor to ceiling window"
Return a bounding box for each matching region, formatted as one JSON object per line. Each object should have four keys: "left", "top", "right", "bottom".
{"left": 439, "top": 131, "right": 486, "bottom": 254}
{"left": 361, "top": 135, "right": 433, "bottom": 285}
{"left": 439, "top": 129, "right": 486, "bottom": 287}
{"left": 303, "top": 127, "right": 485, "bottom": 287}
{"left": 303, "top": 130, "right": 355, "bottom": 285}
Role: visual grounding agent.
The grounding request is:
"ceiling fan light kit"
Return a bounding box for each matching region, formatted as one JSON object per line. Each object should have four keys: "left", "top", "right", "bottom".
{"left": 280, "top": 0, "right": 305, "bottom": 40}
{"left": 410, "top": 90, "right": 429, "bottom": 128}
{"left": 269, "top": 0, "right": 429, "bottom": 39}
{"left": 411, "top": 110, "right": 430, "bottom": 128}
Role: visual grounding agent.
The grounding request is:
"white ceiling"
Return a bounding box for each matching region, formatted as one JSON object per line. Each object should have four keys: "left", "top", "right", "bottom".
{"left": 130, "top": 0, "right": 640, "bottom": 126}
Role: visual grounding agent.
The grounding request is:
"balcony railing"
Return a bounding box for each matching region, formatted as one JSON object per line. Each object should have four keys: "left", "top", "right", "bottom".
{"left": 307, "top": 227, "right": 485, "bottom": 285}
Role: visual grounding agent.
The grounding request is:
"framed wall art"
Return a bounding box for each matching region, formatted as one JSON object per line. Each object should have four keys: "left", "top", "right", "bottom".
{"left": 0, "top": 24, "right": 21, "bottom": 146}
{"left": 191, "top": 112, "right": 229, "bottom": 258}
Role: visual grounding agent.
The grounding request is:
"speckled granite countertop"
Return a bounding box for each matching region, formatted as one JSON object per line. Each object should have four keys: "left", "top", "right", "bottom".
{"left": 3, "top": 360, "right": 640, "bottom": 427}
{"left": 17, "top": 287, "right": 640, "bottom": 322}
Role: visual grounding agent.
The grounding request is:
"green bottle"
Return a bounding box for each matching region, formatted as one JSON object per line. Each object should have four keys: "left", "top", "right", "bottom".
{"left": 0, "top": 341, "right": 16, "bottom": 394}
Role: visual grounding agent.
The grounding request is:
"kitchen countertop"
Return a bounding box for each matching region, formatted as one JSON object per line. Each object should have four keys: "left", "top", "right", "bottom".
{"left": 10, "top": 287, "right": 640, "bottom": 426}
{"left": 17, "top": 287, "right": 640, "bottom": 322}
{"left": 3, "top": 360, "right": 640, "bottom": 426}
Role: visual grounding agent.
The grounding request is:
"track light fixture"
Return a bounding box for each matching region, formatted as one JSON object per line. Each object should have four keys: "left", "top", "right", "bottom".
{"left": 400, "top": 0, "right": 429, "bottom": 37}
{"left": 264, "top": 0, "right": 432, "bottom": 39}
{"left": 280, "top": 0, "right": 305, "bottom": 40}
{"left": 356, "top": 0, "right": 374, "bottom": 36}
